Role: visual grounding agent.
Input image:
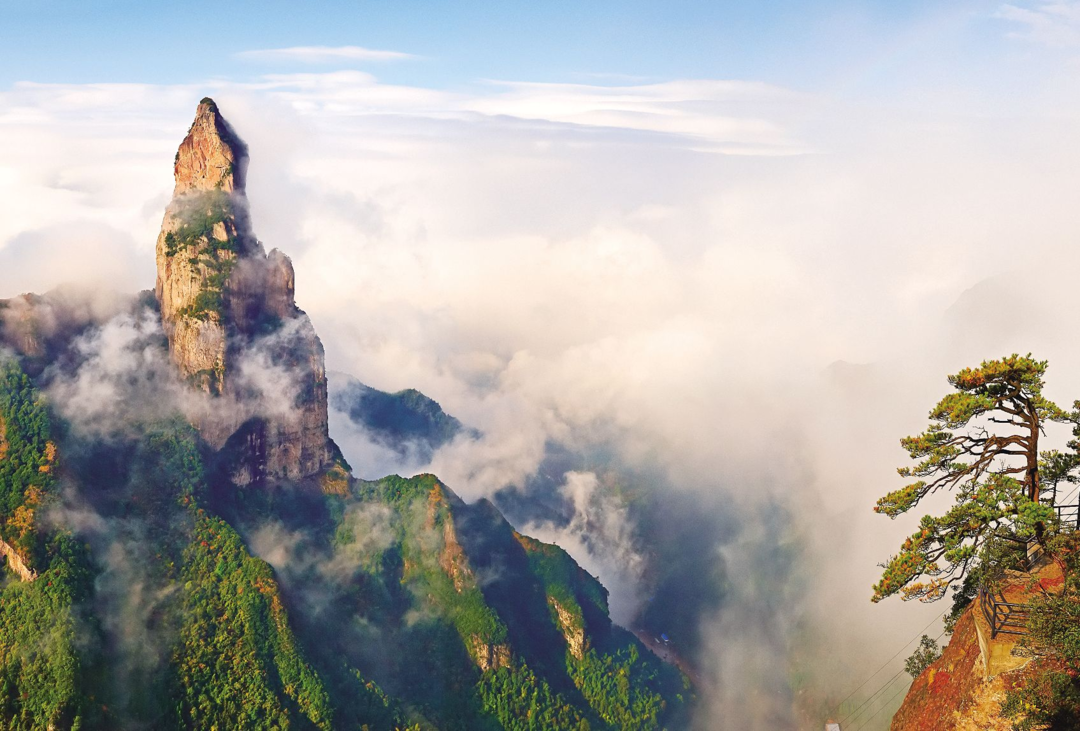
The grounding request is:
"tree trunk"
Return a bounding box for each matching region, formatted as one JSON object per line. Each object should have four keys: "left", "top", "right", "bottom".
{"left": 1027, "top": 398, "right": 1044, "bottom": 541}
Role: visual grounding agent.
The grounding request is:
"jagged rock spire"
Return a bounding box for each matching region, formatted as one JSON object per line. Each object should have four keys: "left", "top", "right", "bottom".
{"left": 173, "top": 98, "right": 248, "bottom": 195}
{"left": 154, "top": 98, "right": 334, "bottom": 483}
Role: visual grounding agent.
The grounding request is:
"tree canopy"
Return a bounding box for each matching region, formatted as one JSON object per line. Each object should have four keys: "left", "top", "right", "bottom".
{"left": 873, "top": 355, "right": 1074, "bottom": 603}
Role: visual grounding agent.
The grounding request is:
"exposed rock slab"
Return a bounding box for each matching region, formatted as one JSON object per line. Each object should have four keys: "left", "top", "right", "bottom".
{"left": 0, "top": 538, "right": 37, "bottom": 582}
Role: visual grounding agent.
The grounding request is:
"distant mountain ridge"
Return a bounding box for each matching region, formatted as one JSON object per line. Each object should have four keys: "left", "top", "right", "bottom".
{"left": 329, "top": 371, "right": 476, "bottom": 460}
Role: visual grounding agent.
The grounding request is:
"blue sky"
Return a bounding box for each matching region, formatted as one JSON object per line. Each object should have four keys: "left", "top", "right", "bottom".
{"left": 0, "top": 0, "right": 1055, "bottom": 98}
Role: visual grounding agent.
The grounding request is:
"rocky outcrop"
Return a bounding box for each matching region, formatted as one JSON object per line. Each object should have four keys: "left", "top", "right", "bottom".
{"left": 155, "top": 99, "right": 333, "bottom": 482}
{"left": 0, "top": 538, "right": 37, "bottom": 582}
{"left": 550, "top": 597, "right": 587, "bottom": 659}
{"left": 888, "top": 556, "right": 1078, "bottom": 730}
{"left": 423, "top": 482, "right": 478, "bottom": 592}
{"left": 469, "top": 636, "right": 512, "bottom": 672}
{"left": 0, "top": 296, "right": 45, "bottom": 358}
{"left": 418, "top": 481, "right": 513, "bottom": 671}
{"left": 888, "top": 565, "right": 1060, "bottom": 731}
{"left": 890, "top": 608, "right": 1016, "bottom": 730}
{"left": 439, "top": 517, "right": 474, "bottom": 593}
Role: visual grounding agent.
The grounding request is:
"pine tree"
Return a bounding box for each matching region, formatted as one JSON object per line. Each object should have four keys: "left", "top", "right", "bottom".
{"left": 873, "top": 355, "right": 1073, "bottom": 602}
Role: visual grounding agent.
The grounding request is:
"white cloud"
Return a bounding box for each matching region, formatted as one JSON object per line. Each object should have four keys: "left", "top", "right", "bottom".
{"left": 0, "top": 72, "right": 817, "bottom": 296}
{"left": 522, "top": 471, "right": 645, "bottom": 625}
{"left": 464, "top": 79, "right": 815, "bottom": 155}
{"left": 997, "top": 1, "right": 1080, "bottom": 46}
{"left": 237, "top": 45, "right": 416, "bottom": 64}
{"left": 0, "top": 222, "right": 150, "bottom": 296}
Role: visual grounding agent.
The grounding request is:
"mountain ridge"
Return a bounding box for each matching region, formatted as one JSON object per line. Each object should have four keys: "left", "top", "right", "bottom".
{"left": 0, "top": 98, "right": 693, "bottom": 730}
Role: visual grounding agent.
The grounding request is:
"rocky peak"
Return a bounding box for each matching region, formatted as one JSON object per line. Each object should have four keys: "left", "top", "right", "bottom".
{"left": 155, "top": 99, "right": 333, "bottom": 482}
{"left": 173, "top": 98, "right": 247, "bottom": 196}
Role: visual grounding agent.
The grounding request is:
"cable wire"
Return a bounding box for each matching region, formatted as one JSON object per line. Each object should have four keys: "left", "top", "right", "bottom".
{"left": 836, "top": 626, "right": 949, "bottom": 728}
{"left": 830, "top": 610, "right": 947, "bottom": 715}
{"left": 838, "top": 670, "right": 909, "bottom": 728}
{"left": 848, "top": 674, "right": 921, "bottom": 731}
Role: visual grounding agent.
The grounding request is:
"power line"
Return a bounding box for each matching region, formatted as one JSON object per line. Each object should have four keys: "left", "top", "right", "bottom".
{"left": 838, "top": 670, "right": 908, "bottom": 728}
{"left": 830, "top": 610, "right": 947, "bottom": 715}
{"left": 1057, "top": 484, "right": 1079, "bottom": 505}
{"left": 848, "top": 674, "right": 920, "bottom": 731}
{"left": 836, "top": 626, "right": 949, "bottom": 728}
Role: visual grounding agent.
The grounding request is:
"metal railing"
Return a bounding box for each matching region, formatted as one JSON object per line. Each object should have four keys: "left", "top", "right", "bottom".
{"left": 976, "top": 503, "right": 1077, "bottom": 639}
{"left": 1055, "top": 503, "right": 1080, "bottom": 532}
{"left": 978, "top": 583, "right": 1030, "bottom": 639}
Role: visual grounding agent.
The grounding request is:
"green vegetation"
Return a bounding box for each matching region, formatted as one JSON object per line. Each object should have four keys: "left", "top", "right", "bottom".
{"left": 356, "top": 474, "right": 509, "bottom": 653}
{"left": 0, "top": 534, "right": 95, "bottom": 731}
{"left": 873, "top": 355, "right": 1070, "bottom": 603}
{"left": 0, "top": 358, "right": 692, "bottom": 730}
{"left": 164, "top": 191, "right": 240, "bottom": 322}
{"left": 319, "top": 474, "right": 692, "bottom": 730}
{"left": 0, "top": 359, "right": 95, "bottom": 730}
{"left": 163, "top": 191, "right": 233, "bottom": 258}
{"left": 175, "top": 512, "right": 333, "bottom": 731}
{"left": 903, "top": 635, "right": 941, "bottom": 678}
{"left": 0, "top": 358, "right": 57, "bottom": 563}
{"left": 478, "top": 664, "right": 591, "bottom": 731}
{"left": 0, "top": 364, "right": 343, "bottom": 731}
{"left": 1001, "top": 532, "right": 1080, "bottom": 730}
{"left": 569, "top": 634, "right": 689, "bottom": 730}
{"left": 332, "top": 382, "right": 467, "bottom": 454}
{"left": 353, "top": 472, "right": 445, "bottom": 512}
{"left": 520, "top": 532, "right": 608, "bottom": 629}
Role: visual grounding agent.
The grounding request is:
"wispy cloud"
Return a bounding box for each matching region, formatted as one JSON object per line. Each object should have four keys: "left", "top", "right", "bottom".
{"left": 997, "top": 1, "right": 1080, "bottom": 47}
{"left": 463, "top": 79, "right": 814, "bottom": 155}
{"left": 236, "top": 45, "right": 416, "bottom": 64}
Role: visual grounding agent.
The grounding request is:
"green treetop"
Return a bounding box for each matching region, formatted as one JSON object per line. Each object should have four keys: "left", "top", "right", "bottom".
{"left": 872, "top": 355, "right": 1073, "bottom": 603}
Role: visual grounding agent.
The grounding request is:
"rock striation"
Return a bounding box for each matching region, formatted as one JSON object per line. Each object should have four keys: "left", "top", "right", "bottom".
{"left": 155, "top": 99, "right": 333, "bottom": 482}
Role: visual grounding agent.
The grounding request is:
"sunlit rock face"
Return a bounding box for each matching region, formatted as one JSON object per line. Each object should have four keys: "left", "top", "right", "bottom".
{"left": 155, "top": 99, "right": 332, "bottom": 482}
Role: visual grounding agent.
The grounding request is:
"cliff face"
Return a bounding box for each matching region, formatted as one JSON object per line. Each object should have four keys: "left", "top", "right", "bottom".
{"left": 888, "top": 554, "right": 1078, "bottom": 731}
{"left": 888, "top": 569, "right": 1062, "bottom": 731}
{"left": 890, "top": 609, "right": 1012, "bottom": 731}
{"left": 155, "top": 99, "right": 332, "bottom": 482}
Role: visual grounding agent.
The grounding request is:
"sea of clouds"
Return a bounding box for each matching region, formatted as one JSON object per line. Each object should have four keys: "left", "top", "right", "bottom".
{"left": 6, "top": 27, "right": 1080, "bottom": 724}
